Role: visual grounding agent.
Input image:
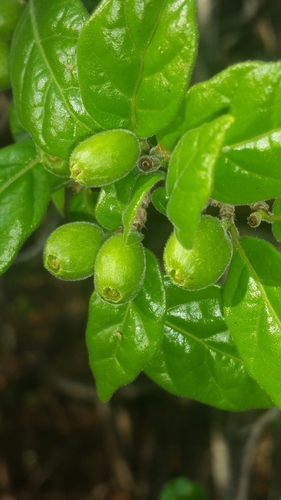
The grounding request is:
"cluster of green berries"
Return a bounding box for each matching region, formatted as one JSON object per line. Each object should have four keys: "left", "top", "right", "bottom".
{"left": 43, "top": 129, "right": 233, "bottom": 304}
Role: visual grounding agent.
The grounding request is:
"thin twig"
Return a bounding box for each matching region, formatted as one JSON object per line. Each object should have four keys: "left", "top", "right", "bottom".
{"left": 235, "top": 407, "right": 280, "bottom": 500}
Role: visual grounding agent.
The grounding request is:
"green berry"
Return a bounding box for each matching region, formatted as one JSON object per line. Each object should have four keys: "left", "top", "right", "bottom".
{"left": 164, "top": 215, "right": 232, "bottom": 290}
{"left": 38, "top": 149, "right": 70, "bottom": 177}
{"left": 44, "top": 222, "right": 104, "bottom": 281}
{"left": 0, "top": 0, "right": 25, "bottom": 41}
{"left": 70, "top": 129, "right": 140, "bottom": 187}
{"left": 94, "top": 233, "right": 146, "bottom": 304}
{"left": 0, "top": 40, "right": 10, "bottom": 89}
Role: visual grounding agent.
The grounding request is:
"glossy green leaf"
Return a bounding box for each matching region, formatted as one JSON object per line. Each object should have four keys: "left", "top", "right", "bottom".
{"left": 10, "top": 0, "right": 102, "bottom": 161}
{"left": 123, "top": 171, "right": 165, "bottom": 243}
{"left": 166, "top": 115, "right": 234, "bottom": 249}
{"left": 223, "top": 235, "right": 281, "bottom": 407}
{"left": 78, "top": 0, "right": 198, "bottom": 137}
{"left": 272, "top": 198, "right": 281, "bottom": 242}
{"left": 159, "top": 477, "right": 207, "bottom": 500}
{"left": 95, "top": 169, "right": 140, "bottom": 231}
{"left": 145, "top": 279, "right": 273, "bottom": 411}
{"left": 159, "top": 61, "right": 281, "bottom": 204}
{"left": 69, "top": 188, "right": 98, "bottom": 223}
{"left": 0, "top": 141, "right": 51, "bottom": 274}
{"left": 86, "top": 250, "right": 166, "bottom": 402}
{"left": 152, "top": 187, "right": 168, "bottom": 215}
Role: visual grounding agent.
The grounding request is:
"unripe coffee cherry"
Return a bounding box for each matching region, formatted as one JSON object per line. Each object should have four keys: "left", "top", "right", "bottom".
{"left": 164, "top": 216, "right": 232, "bottom": 290}
{"left": 70, "top": 129, "right": 140, "bottom": 187}
{"left": 44, "top": 222, "right": 104, "bottom": 281}
{"left": 39, "top": 149, "right": 70, "bottom": 177}
{"left": 94, "top": 233, "right": 146, "bottom": 304}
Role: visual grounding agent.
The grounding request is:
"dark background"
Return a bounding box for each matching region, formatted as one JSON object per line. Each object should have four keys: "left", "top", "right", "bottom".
{"left": 1, "top": 1, "right": 281, "bottom": 499}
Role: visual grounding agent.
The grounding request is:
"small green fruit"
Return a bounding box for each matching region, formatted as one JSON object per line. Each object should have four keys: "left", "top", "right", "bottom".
{"left": 39, "top": 149, "right": 70, "bottom": 177}
{"left": 0, "top": 0, "right": 25, "bottom": 40}
{"left": 0, "top": 40, "right": 10, "bottom": 89}
{"left": 94, "top": 233, "right": 146, "bottom": 304}
{"left": 164, "top": 216, "right": 232, "bottom": 290}
{"left": 44, "top": 222, "right": 104, "bottom": 281}
{"left": 70, "top": 129, "right": 140, "bottom": 187}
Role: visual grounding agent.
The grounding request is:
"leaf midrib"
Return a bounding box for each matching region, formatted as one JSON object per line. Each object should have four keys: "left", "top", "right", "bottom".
{"left": 29, "top": 0, "right": 93, "bottom": 133}
{"left": 165, "top": 318, "right": 242, "bottom": 363}
{"left": 125, "top": 0, "right": 168, "bottom": 129}
{"left": 0, "top": 158, "right": 39, "bottom": 195}
{"left": 234, "top": 238, "right": 281, "bottom": 335}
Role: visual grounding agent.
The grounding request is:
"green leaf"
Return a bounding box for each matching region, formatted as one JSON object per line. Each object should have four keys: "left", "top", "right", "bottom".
{"left": 166, "top": 115, "right": 234, "bottom": 249}
{"left": 95, "top": 169, "right": 140, "bottom": 231}
{"left": 78, "top": 0, "right": 198, "bottom": 137}
{"left": 159, "top": 477, "right": 207, "bottom": 500}
{"left": 272, "top": 198, "right": 281, "bottom": 242}
{"left": 151, "top": 187, "right": 168, "bottom": 215}
{"left": 223, "top": 235, "right": 281, "bottom": 407}
{"left": 69, "top": 188, "right": 98, "bottom": 223}
{"left": 9, "top": 102, "right": 31, "bottom": 143}
{"left": 159, "top": 61, "right": 281, "bottom": 204}
{"left": 86, "top": 250, "right": 166, "bottom": 402}
{"left": 51, "top": 188, "right": 65, "bottom": 217}
{"left": 145, "top": 278, "right": 273, "bottom": 411}
{"left": 0, "top": 141, "right": 51, "bottom": 274}
{"left": 123, "top": 171, "right": 165, "bottom": 243}
{"left": 10, "top": 0, "right": 102, "bottom": 161}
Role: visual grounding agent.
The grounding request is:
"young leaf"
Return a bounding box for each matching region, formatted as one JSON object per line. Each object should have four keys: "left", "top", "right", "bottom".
{"left": 10, "top": 0, "right": 102, "bottom": 161}
{"left": 223, "top": 235, "right": 281, "bottom": 407}
{"left": 166, "top": 115, "right": 234, "bottom": 249}
{"left": 159, "top": 61, "right": 281, "bottom": 204}
{"left": 145, "top": 279, "right": 273, "bottom": 411}
{"left": 86, "top": 250, "right": 166, "bottom": 402}
{"left": 151, "top": 187, "right": 168, "bottom": 215}
{"left": 0, "top": 141, "right": 51, "bottom": 274}
{"left": 78, "top": 0, "right": 198, "bottom": 137}
{"left": 123, "top": 171, "right": 166, "bottom": 243}
{"left": 95, "top": 169, "right": 140, "bottom": 231}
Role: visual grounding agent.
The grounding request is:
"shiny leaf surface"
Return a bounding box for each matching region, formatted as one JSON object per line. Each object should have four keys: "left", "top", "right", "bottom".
{"left": 10, "top": 0, "right": 101, "bottom": 161}
{"left": 223, "top": 235, "right": 281, "bottom": 407}
{"left": 86, "top": 250, "right": 166, "bottom": 402}
{"left": 78, "top": 0, "right": 197, "bottom": 137}
{"left": 166, "top": 115, "right": 233, "bottom": 249}
{"left": 145, "top": 279, "right": 273, "bottom": 410}
{"left": 158, "top": 62, "right": 281, "bottom": 204}
{"left": 0, "top": 141, "right": 51, "bottom": 274}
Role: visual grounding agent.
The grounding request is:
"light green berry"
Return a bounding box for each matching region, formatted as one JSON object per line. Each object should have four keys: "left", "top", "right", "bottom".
{"left": 164, "top": 215, "right": 232, "bottom": 290}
